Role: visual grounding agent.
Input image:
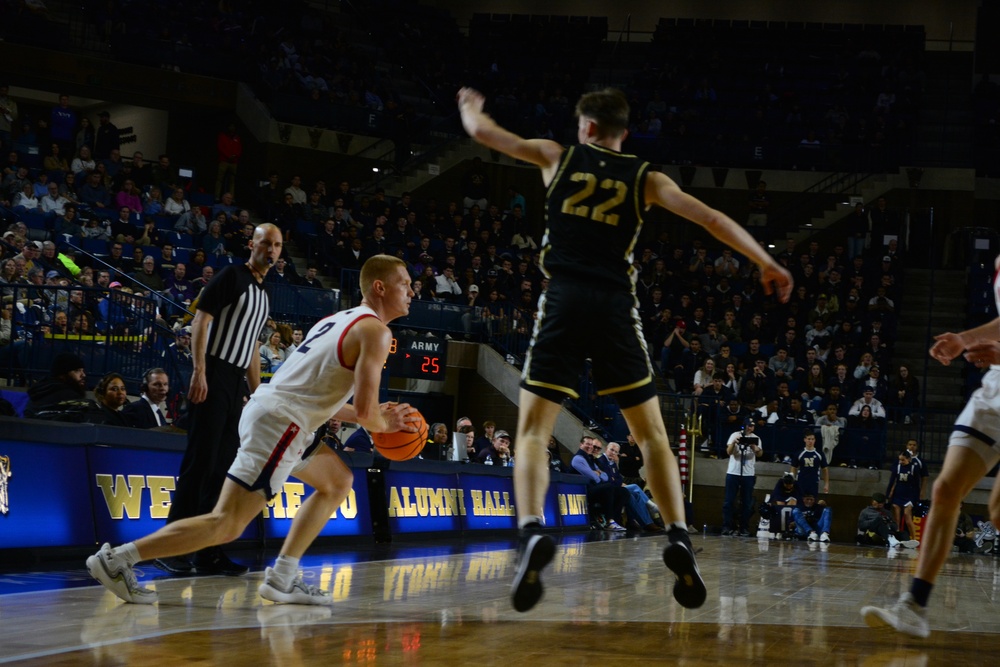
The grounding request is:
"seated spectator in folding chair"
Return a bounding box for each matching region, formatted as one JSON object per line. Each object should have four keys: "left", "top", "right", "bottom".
{"left": 601, "top": 442, "right": 663, "bottom": 532}
{"left": 571, "top": 435, "right": 628, "bottom": 532}
{"left": 762, "top": 473, "right": 803, "bottom": 539}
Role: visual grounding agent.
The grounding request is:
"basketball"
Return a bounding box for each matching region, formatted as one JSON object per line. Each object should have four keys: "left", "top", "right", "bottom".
{"left": 372, "top": 410, "right": 428, "bottom": 461}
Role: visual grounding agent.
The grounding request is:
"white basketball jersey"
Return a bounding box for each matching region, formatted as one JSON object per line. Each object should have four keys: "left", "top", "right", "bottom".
{"left": 252, "top": 305, "right": 381, "bottom": 432}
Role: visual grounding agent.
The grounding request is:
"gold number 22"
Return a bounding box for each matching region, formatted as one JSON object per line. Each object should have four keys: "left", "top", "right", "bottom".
{"left": 560, "top": 172, "right": 627, "bottom": 226}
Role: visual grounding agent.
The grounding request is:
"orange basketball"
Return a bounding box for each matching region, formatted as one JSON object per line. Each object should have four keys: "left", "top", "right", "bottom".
{"left": 372, "top": 410, "right": 428, "bottom": 461}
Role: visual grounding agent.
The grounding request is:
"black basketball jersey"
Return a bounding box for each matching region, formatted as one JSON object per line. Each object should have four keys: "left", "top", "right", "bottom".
{"left": 542, "top": 143, "right": 650, "bottom": 289}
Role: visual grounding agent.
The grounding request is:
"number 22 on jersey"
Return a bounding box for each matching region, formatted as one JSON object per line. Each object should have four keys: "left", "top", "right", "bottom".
{"left": 560, "top": 172, "right": 627, "bottom": 226}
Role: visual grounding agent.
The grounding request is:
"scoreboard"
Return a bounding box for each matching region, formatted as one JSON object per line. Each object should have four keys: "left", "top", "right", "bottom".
{"left": 385, "top": 334, "right": 447, "bottom": 380}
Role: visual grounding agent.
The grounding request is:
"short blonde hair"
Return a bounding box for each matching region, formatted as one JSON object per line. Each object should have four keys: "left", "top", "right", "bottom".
{"left": 359, "top": 254, "right": 407, "bottom": 299}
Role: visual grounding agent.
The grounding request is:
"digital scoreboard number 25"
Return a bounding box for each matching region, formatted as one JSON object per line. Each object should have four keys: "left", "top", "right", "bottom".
{"left": 385, "top": 334, "right": 447, "bottom": 380}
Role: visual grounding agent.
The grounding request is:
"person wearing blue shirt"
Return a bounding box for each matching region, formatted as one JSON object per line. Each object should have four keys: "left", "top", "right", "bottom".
{"left": 790, "top": 430, "right": 829, "bottom": 497}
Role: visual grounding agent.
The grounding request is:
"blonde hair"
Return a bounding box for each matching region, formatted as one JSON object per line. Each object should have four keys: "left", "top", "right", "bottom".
{"left": 359, "top": 254, "right": 407, "bottom": 299}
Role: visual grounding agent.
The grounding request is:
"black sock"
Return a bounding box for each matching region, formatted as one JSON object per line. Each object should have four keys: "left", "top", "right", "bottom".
{"left": 667, "top": 527, "right": 690, "bottom": 544}
{"left": 909, "top": 578, "right": 933, "bottom": 607}
{"left": 520, "top": 519, "right": 543, "bottom": 534}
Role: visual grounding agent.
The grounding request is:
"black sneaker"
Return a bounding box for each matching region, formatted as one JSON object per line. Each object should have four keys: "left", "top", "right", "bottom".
{"left": 153, "top": 556, "right": 194, "bottom": 575}
{"left": 662, "top": 537, "right": 707, "bottom": 609}
{"left": 193, "top": 547, "right": 249, "bottom": 576}
{"left": 511, "top": 527, "right": 556, "bottom": 613}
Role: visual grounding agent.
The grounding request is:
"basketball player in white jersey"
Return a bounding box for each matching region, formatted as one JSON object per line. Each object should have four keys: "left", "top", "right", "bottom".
{"left": 863, "top": 254, "right": 1000, "bottom": 637}
{"left": 87, "top": 255, "right": 419, "bottom": 605}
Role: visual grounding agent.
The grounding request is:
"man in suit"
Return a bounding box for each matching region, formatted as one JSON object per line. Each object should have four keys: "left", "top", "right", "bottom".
{"left": 122, "top": 368, "right": 170, "bottom": 428}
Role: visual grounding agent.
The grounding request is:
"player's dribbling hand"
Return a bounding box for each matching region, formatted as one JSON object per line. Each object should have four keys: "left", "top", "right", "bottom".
{"left": 382, "top": 402, "right": 419, "bottom": 433}
{"left": 963, "top": 341, "right": 1000, "bottom": 368}
{"left": 930, "top": 332, "right": 966, "bottom": 365}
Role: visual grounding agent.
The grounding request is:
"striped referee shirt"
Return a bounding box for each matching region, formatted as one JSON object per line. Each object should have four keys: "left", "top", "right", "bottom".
{"left": 198, "top": 264, "right": 269, "bottom": 369}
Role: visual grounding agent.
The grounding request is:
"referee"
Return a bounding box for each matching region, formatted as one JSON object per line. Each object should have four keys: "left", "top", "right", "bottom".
{"left": 156, "top": 222, "right": 281, "bottom": 576}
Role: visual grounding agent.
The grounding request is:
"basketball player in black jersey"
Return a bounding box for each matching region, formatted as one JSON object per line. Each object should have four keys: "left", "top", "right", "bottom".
{"left": 458, "top": 86, "right": 793, "bottom": 613}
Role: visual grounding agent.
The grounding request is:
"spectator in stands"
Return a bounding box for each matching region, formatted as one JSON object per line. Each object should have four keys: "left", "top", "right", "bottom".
{"left": 692, "top": 358, "right": 716, "bottom": 396}
{"left": 93, "top": 111, "right": 120, "bottom": 160}
{"left": 24, "top": 352, "right": 90, "bottom": 419}
{"left": 215, "top": 123, "right": 242, "bottom": 199}
{"left": 259, "top": 331, "right": 287, "bottom": 374}
{"left": 115, "top": 180, "right": 142, "bottom": 214}
{"left": 887, "top": 364, "right": 920, "bottom": 424}
{"left": 41, "top": 182, "right": 70, "bottom": 216}
{"left": 13, "top": 182, "right": 38, "bottom": 210}
{"left": 284, "top": 175, "right": 306, "bottom": 206}
{"left": 122, "top": 368, "right": 170, "bottom": 428}
{"left": 131, "top": 255, "right": 164, "bottom": 293}
{"left": 853, "top": 352, "right": 876, "bottom": 382}
{"left": 699, "top": 373, "right": 734, "bottom": 454}
{"left": 470, "top": 420, "right": 496, "bottom": 457}
{"left": 461, "top": 157, "right": 489, "bottom": 213}
{"left": 164, "top": 263, "right": 194, "bottom": 308}
{"left": 434, "top": 266, "right": 462, "bottom": 303}
{"left": 849, "top": 385, "right": 886, "bottom": 419}
{"left": 768, "top": 346, "right": 795, "bottom": 384}
{"left": 85, "top": 372, "right": 130, "bottom": 427}
{"left": 78, "top": 171, "right": 110, "bottom": 214}
{"left": 478, "top": 428, "right": 512, "bottom": 466}
{"left": 71, "top": 145, "right": 97, "bottom": 178}
{"left": 722, "top": 419, "right": 762, "bottom": 536}
{"left": 202, "top": 221, "right": 228, "bottom": 257}
{"left": 42, "top": 142, "right": 69, "bottom": 175}
{"left": 571, "top": 436, "right": 627, "bottom": 531}
{"left": 799, "top": 362, "right": 827, "bottom": 412}
{"left": 103, "top": 242, "right": 130, "bottom": 277}
{"left": 166, "top": 188, "right": 201, "bottom": 235}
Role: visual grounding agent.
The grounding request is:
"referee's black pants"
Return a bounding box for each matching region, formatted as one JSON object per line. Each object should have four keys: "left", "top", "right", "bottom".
{"left": 167, "top": 357, "right": 246, "bottom": 523}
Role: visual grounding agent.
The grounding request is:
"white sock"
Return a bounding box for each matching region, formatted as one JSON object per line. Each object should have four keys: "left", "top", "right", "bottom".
{"left": 114, "top": 542, "right": 141, "bottom": 566}
{"left": 646, "top": 499, "right": 660, "bottom": 514}
{"left": 518, "top": 515, "right": 545, "bottom": 530}
{"left": 271, "top": 554, "right": 300, "bottom": 588}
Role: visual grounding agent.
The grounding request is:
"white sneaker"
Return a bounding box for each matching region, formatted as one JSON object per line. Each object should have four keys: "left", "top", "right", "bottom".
{"left": 605, "top": 520, "right": 627, "bottom": 532}
{"left": 899, "top": 539, "right": 920, "bottom": 549}
{"left": 861, "top": 592, "right": 930, "bottom": 638}
{"left": 86, "top": 543, "right": 157, "bottom": 605}
{"left": 888, "top": 535, "right": 902, "bottom": 548}
{"left": 807, "top": 531, "right": 819, "bottom": 542}
{"left": 819, "top": 532, "right": 830, "bottom": 543}
{"left": 258, "top": 567, "right": 332, "bottom": 606}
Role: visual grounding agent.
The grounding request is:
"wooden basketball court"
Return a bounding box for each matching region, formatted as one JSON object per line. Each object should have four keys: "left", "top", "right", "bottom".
{"left": 1, "top": 534, "right": 996, "bottom": 665}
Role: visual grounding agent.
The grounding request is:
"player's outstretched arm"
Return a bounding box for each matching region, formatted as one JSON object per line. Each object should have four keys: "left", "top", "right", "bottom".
{"left": 645, "top": 171, "right": 793, "bottom": 303}
{"left": 457, "top": 87, "right": 564, "bottom": 171}
{"left": 932, "top": 317, "right": 1000, "bottom": 365}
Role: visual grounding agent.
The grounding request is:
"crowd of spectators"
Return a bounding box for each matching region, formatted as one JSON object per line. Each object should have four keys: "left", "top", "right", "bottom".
{"left": 639, "top": 197, "right": 913, "bottom": 468}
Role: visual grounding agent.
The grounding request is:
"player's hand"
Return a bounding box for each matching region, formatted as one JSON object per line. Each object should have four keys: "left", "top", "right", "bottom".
{"left": 457, "top": 87, "right": 485, "bottom": 114}
{"left": 188, "top": 370, "right": 208, "bottom": 403}
{"left": 760, "top": 263, "right": 793, "bottom": 303}
{"left": 381, "top": 402, "right": 419, "bottom": 433}
{"left": 963, "top": 341, "right": 1000, "bottom": 368}
{"left": 930, "top": 332, "right": 966, "bottom": 365}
